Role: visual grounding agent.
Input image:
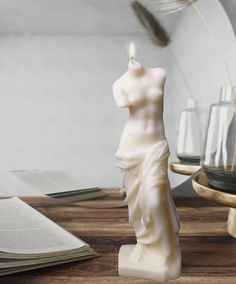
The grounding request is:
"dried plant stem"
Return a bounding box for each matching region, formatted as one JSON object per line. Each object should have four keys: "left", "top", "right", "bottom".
{"left": 167, "top": 47, "right": 193, "bottom": 98}
{"left": 192, "top": 3, "right": 233, "bottom": 86}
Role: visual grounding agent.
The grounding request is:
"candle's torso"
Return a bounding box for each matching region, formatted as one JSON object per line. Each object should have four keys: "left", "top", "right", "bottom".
{"left": 113, "top": 65, "right": 166, "bottom": 153}
{"left": 120, "top": 102, "right": 165, "bottom": 153}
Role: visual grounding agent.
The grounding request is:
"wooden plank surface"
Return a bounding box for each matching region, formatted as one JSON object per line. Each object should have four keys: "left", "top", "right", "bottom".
{"left": 1, "top": 191, "right": 236, "bottom": 283}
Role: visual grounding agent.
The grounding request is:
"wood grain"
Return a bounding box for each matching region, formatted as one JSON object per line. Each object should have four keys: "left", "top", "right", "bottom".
{"left": 1, "top": 192, "right": 236, "bottom": 283}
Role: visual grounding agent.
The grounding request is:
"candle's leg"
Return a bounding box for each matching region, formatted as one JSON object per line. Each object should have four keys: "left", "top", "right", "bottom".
{"left": 227, "top": 208, "right": 236, "bottom": 238}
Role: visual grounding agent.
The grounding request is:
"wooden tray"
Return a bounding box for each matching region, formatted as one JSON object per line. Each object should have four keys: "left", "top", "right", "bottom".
{"left": 192, "top": 170, "right": 236, "bottom": 208}
{"left": 192, "top": 169, "right": 236, "bottom": 238}
{"left": 170, "top": 162, "right": 200, "bottom": 176}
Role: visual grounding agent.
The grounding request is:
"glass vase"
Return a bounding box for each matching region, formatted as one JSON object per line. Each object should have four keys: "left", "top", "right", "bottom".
{"left": 201, "top": 86, "right": 236, "bottom": 191}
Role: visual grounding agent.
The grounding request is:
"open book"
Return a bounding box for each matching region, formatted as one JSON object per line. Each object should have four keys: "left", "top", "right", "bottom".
{"left": 0, "top": 197, "right": 96, "bottom": 276}
{"left": 13, "top": 170, "right": 106, "bottom": 202}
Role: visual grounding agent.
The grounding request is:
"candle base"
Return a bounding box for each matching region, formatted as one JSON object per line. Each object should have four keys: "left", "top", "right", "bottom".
{"left": 227, "top": 208, "right": 236, "bottom": 238}
{"left": 118, "top": 244, "right": 181, "bottom": 282}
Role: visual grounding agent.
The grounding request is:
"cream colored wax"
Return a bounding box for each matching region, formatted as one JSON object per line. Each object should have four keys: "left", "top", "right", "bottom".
{"left": 113, "top": 49, "right": 181, "bottom": 282}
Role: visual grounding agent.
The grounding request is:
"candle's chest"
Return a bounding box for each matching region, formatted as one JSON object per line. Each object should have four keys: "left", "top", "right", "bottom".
{"left": 123, "top": 79, "right": 163, "bottom": 106}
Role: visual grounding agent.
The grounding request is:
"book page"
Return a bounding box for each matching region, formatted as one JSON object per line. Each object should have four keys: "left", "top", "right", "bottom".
{"left": 0, "top": 197, "right": 86, "bottom": 254}
{"left": 42, "top": 170, "right": 90, "bottom": 190}
{"left": 13, "top": 170, "right": 96, "bottom": 194}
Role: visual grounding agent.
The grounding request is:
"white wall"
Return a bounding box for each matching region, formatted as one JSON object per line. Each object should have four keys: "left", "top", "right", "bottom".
{"left": 0, "top": 0, "right": 235, "bottom": 195}
{"left": 0, "top": 36, "right": 172, "bottom": 195}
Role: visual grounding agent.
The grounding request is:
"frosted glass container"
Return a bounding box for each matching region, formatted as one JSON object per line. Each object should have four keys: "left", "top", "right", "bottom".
{"left": 176, "top": 99, "right": 201, "bottom": 164}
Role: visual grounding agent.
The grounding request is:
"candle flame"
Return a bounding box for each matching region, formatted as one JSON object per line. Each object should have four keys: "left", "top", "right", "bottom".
{"left": 129, "top": 42, "right": 135, "bottom": 60}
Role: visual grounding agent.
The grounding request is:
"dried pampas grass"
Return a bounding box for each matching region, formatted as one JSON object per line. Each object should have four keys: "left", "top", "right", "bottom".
{"left": 132, "top": 1, "right": 193, "bottom": 97}
{"left": 132, "top": 1, "right": 170, "bottom": 47}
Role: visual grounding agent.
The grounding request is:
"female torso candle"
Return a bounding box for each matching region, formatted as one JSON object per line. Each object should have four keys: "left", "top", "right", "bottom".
{"left": 113, "top": 44, "right": 181, "bottom": 282}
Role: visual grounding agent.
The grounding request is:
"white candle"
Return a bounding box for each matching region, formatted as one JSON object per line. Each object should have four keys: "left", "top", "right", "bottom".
{"left": 113, "top": 43, "right": 181, "bottom": 282}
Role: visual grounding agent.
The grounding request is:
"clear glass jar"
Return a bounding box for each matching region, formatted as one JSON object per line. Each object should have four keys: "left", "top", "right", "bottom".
{"left": 176, "top": 98, "right": 201, "bottom": 164}
{"left": 201, "top": 86, "right": 236, "bottom": 191}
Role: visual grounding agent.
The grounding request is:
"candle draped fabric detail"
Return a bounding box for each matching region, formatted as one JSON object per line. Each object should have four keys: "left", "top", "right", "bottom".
{"left": 116, "top": 140, "right": 180, "bottom": 254}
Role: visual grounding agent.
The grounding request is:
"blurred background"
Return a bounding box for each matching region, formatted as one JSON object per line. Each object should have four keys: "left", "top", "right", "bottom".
{"left": 0, "top": 0, "right": 235, "bottom": 196}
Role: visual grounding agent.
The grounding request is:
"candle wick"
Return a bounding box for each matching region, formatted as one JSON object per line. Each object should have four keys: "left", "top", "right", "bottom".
{"left": 130, "top": 57, "right": 135, "bottom": 63}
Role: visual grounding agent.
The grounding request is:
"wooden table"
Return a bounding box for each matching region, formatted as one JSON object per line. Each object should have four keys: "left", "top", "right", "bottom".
{"left": 1, "top": 191, "right": 236, "bottom": 284}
